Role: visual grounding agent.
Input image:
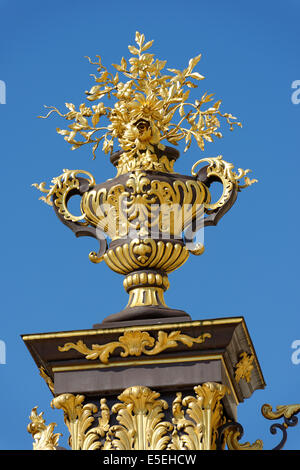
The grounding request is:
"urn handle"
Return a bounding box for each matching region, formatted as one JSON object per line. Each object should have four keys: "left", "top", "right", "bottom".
{"left": 32, "top": 169, "right": 107, "bottom": 263}
{"left": 191, "top": 156, "right": 257, "bottom": 227}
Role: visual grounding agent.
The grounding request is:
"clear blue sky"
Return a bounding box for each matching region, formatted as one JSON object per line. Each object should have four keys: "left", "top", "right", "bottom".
{"left": 1, "top": 0, "right": 300, "bottom": 450}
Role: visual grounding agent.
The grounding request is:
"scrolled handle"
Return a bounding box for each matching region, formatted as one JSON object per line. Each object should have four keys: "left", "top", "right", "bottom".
{"left": 33, "top": 169, "right": 107, "bottom": 262}
{"left": 192, "top": 155, "right": 257, "bottom": 226}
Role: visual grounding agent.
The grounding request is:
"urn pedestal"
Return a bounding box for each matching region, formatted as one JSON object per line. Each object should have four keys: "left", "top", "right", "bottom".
{"left": 23, "top": 316, "right": 265, "bottom": 450}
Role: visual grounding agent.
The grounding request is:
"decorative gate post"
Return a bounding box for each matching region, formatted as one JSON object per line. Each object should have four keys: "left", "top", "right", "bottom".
{"left": 24, "top": 32, "right": 299, "bottom": 451}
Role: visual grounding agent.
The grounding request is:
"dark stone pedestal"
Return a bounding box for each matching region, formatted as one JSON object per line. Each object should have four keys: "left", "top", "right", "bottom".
{"left": 22, "top": 315, "right": 265, "bottom": 423}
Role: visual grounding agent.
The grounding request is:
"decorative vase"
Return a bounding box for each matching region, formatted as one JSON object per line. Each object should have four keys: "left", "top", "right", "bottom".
{"left": 33, "top": 32, "right": 256, "bottom": 323}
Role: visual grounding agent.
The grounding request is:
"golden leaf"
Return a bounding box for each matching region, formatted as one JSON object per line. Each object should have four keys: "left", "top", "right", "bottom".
{"left": 185, "top": 81, "right": 198, "bottom": 88}
{"left": 142, "top": 40, "right": 154, "bottom": 52}
{"left": 135, "top": 31, "right": 141, "bottom": 43}
{"left": 188, "top": 72, "right": 205, "bottom": 80}
{"left": 92, "top": 113, "right": 100, "bottom": 128}
{"left": 112, "top": 63, "right": 123, "bottom": 72}
{"left": 65, "top": 102, "right": 75, "bottom": 111}
{"left": 187, "top": 54, "right": 202, "bottom": 73}
{"left": 135, "top": 31, "right": 145, "bottom": 46}
{"left": 128, "top": 45, "right": 139, "bottom": 55}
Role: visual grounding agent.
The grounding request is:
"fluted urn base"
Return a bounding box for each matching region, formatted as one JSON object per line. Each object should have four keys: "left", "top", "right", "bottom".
{"left": 101, "top": 268, "right": 190, "bottom": 324}
{"left": 100, "top": 237, "right": 191, "bottom": 324}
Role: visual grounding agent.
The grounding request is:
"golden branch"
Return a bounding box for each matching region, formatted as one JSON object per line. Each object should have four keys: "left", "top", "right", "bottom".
{"left": 39, "top": 31, "right": 241, "bottom": 160}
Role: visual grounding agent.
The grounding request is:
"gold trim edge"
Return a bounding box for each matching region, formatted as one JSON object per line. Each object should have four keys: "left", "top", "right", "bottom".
{"left": 21, "top": 317, "right": 245, "bottom": 341}
{"left": 52, "top": 352, "right": 222, "bottom": 371}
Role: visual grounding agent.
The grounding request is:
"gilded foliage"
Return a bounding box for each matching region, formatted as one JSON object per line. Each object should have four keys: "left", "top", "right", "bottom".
{"left": 27, "top": 407, "right": 61, "bottom": 450}
{"left": 169, "top": 383, "right": 228, "bottom": 450}
{"left": 234, "top": 352, "right": 255, "bottom": 384}
{"left": 40, "top": 31, "right": 241, "bottom": 160}
{"left": 28, "top": 384, "right": 265, "bottom": 451}
{"left": 58, "top": 329, "right": 211, "bottom": 364}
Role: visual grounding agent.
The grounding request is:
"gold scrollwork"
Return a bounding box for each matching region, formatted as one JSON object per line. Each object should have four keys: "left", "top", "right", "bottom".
{"left": 81, "top": 171, "right": 207, "bottom": 241}
{"left": 32, "top": 169, "right": 95, "bottom": 222}
{"left": 58, "top": 329, "right": 211, "bottom": 364}
{"left": 224, "top": 424, "right": 263, "bottom": 450}
{"left": 191, "top": 155, "right": 257, "bottom": 212}
{"left": 261, "top": 404, "right": 300, "bottom": 421}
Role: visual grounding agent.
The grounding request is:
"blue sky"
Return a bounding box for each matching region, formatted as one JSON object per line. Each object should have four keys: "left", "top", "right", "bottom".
{"left": 1, "top": 0, "right": 300, "bottom": 450}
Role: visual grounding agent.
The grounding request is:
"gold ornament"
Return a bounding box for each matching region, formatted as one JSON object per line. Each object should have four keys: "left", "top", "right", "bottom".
{"left": 81, "top": 171, "right": 208, "bottom": 242}
{"left": 261, "top": 403, "right": 300, "bottom": 421}
{"left": 234, "top": 352, "right": 255, "bottom": 384}
{"left": 191, "top": 155, "right": 257, "bottom": 211}
{"left": 38, "top": 31, "right": 241, "bottom": 162}
{"left": 169, "top": 382, "right": 229, "bottom": 450}
{"left": 102, "top": 238, "right": 189, "bottom": 273}
{"left": 58, "top": 329, "right": 211, "bottom": 364}
{"left": 32, "top": 169, "right": 95, "bottom": 220}
{"left": 27, "top": 407, "right": 61, "bottom": 450}
{"left": 32, "top": 32, "right": 256, "bottom": 321}
{"left": 29, "top": 383, "right": 246, "bottom": 451}
{"left": 39, "top": 367, "right": 54, "bottom": 394}
{"left": 223, "top": 424, "right": 263, "bottom": 450}
{"left": 50, "top": 394, "right": 101, "bottom": 450}
{"left": 109, "top": 386, "right": 172, "bottom": 450}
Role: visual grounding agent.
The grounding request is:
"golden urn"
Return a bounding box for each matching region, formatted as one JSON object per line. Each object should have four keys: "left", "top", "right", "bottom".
{"left": 33, "top": 32, "right": 256, "bottom": 323}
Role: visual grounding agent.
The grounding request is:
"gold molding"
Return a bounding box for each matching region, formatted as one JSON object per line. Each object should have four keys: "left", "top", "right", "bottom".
{"left": 102, "top": 239, "right": 189, "bottom": 274}
{"left": 58, "top": 329, "right": 211, "bottom": 364}
{"left": 22, "top": 317, "right": 246, "bottom": 340}
{"left": 123, "top": 271, "right": 170, "bottom": 291}
{"left": 52, "top": 353, "right": 222, "bottom": 371}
